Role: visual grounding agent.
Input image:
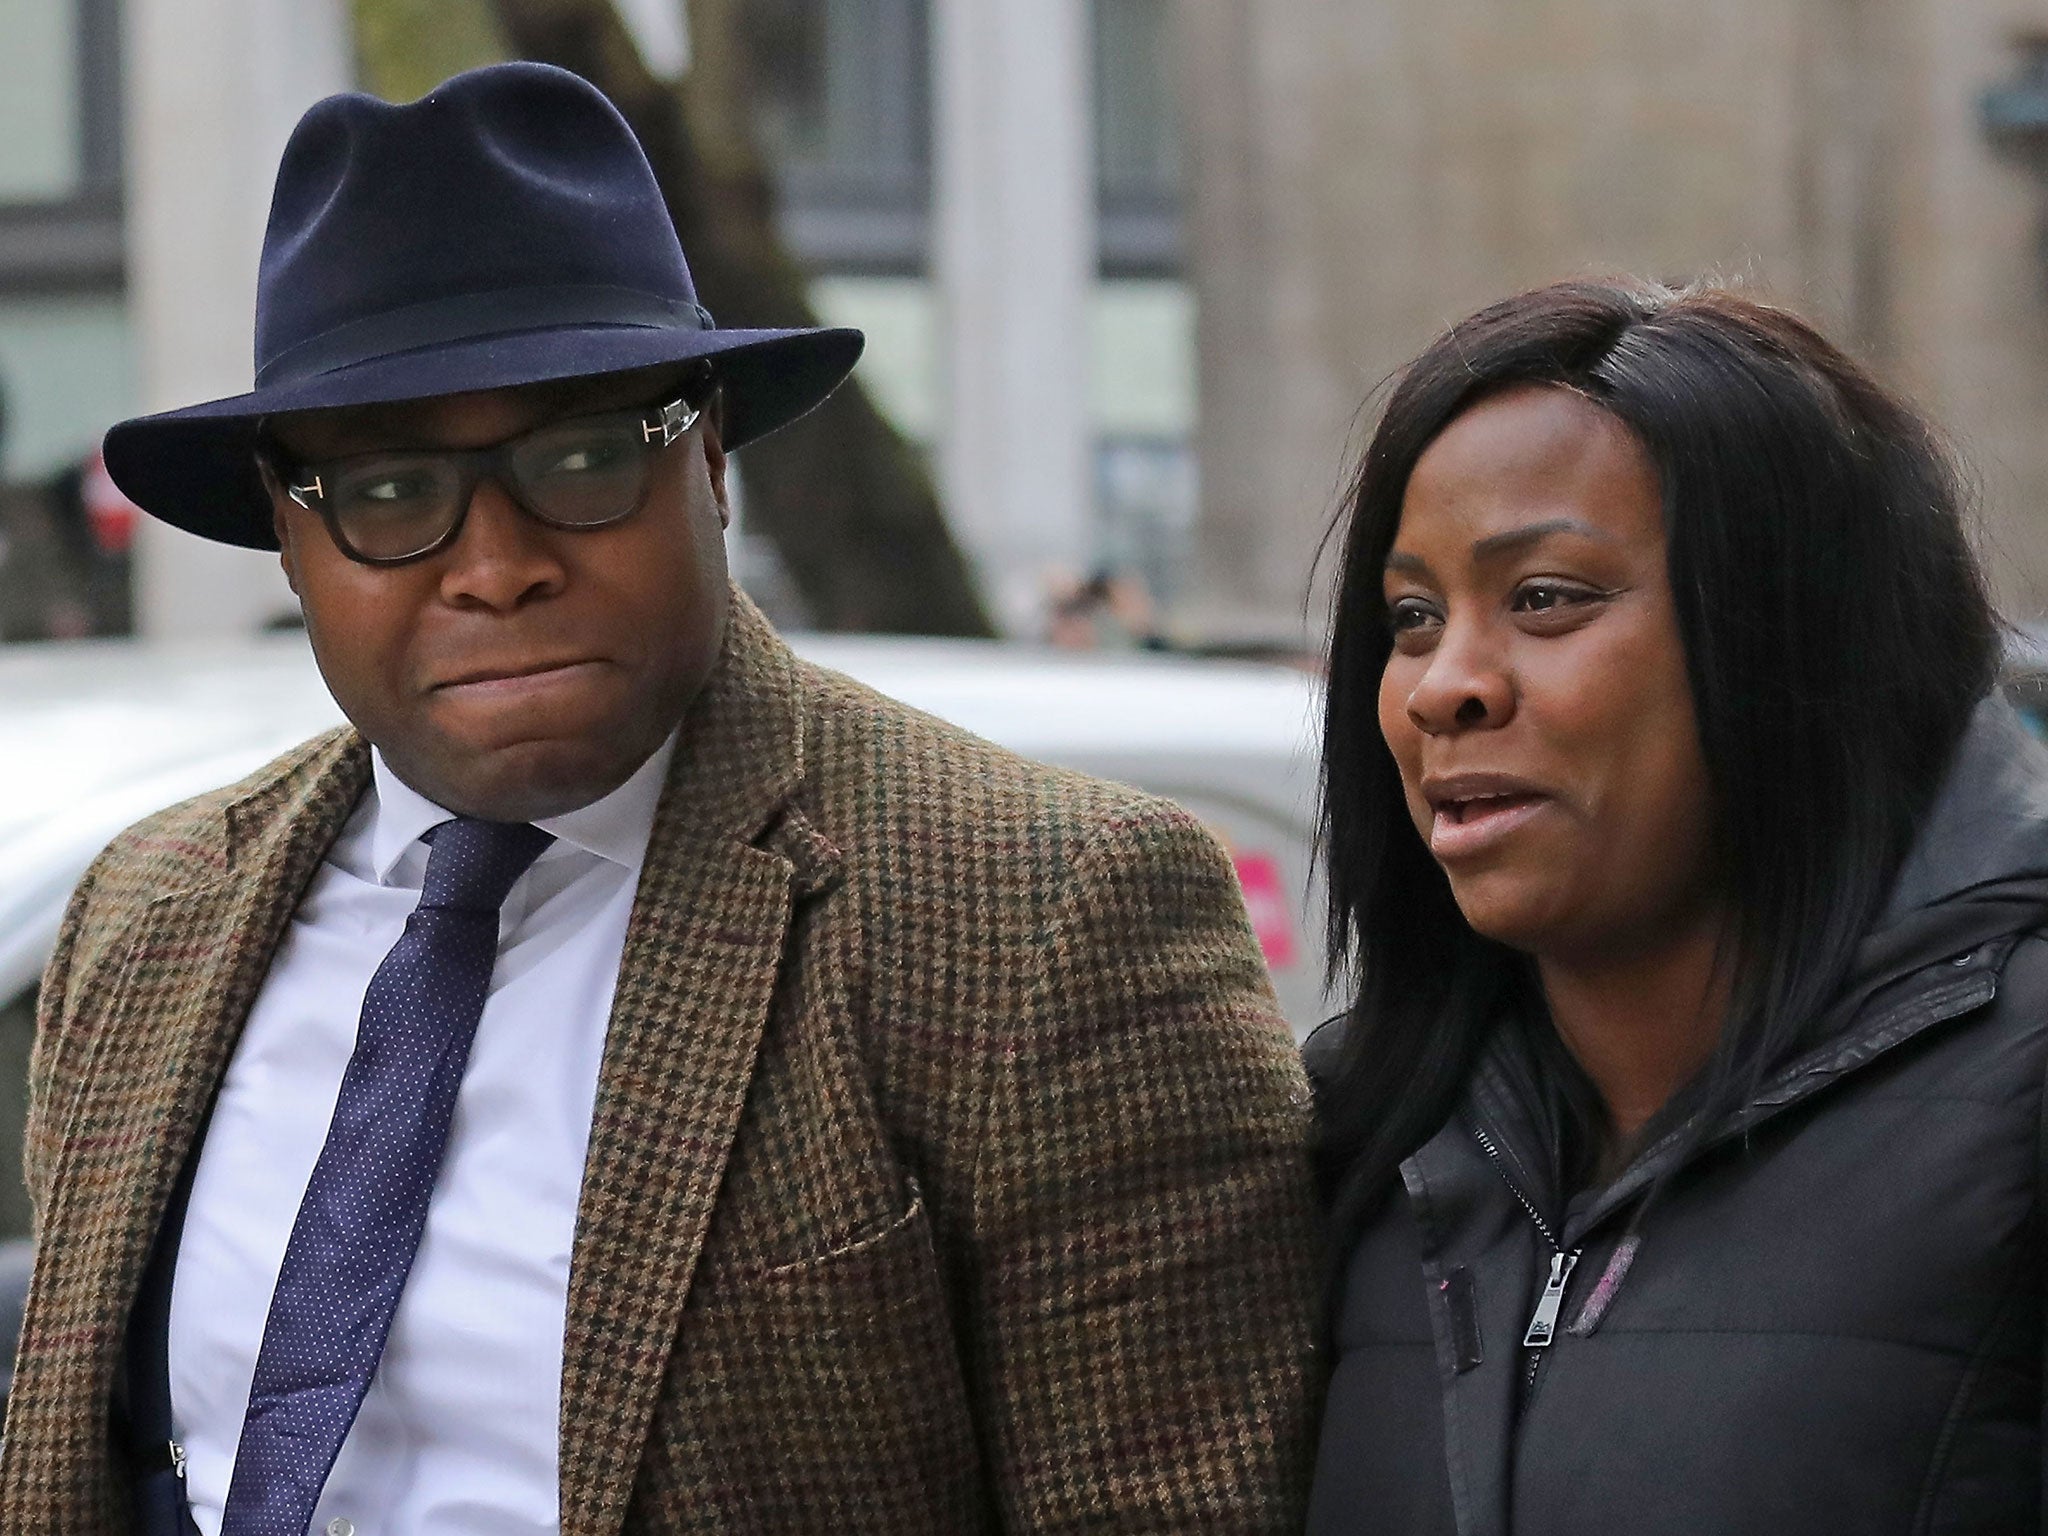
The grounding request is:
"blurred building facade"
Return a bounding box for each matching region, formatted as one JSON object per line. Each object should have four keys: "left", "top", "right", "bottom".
{"left": 0, "top": 0, "right": 1196, "bottom": 642}
{"left": 7, "top": 0, "right": 2048, "bottom": 642}
{"left": 1177, "top": 0, "right": 2048, "bottom": 641}
{"left": 0, "top": 0, "right": 128, "bottom": 480}
{"left": 753, "top": 0, "right": 1195, "bottom": 634}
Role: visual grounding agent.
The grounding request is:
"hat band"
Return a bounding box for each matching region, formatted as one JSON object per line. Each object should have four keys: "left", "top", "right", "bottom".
{"left": 255, "top": 283, "right": 715, "bottom": 389}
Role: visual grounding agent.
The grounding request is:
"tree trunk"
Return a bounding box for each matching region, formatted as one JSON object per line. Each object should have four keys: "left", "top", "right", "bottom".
{"left": 362, "top": 0, "right": 994, "bottom": 635}
{"left": 360, "top": 0, "right": 999, "bottom": 638}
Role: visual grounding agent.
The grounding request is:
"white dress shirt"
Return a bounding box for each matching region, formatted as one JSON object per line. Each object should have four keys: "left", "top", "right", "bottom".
{"left": 168, "top": 736, "right": 675, "bottom": 1536}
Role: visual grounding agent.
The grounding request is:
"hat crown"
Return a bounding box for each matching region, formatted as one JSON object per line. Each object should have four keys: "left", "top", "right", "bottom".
{"left": 254, "top": 62, "right": 701, "bottom": 381}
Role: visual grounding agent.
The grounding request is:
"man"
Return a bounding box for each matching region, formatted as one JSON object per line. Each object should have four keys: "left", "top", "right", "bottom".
{"left": 0, "top": 62, "right": 1320, "bottom": 1536}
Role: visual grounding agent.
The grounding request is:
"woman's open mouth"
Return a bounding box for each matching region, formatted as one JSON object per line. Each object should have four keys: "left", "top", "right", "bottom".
{"left": 1428, "top": 792, "right": 1549, "bottom": 859}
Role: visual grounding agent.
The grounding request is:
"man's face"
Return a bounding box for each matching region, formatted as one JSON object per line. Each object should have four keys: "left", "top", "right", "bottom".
{"left": 266, "top": 368, "right": 732, "bottom": 822}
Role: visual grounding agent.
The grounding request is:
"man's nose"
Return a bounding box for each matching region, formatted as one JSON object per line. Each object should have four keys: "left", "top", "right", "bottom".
{"left": 1403, "top": 622, "right": 1515, "bottom": 734}
{"left": 436, "top": 477, "right": 568, "bottom": 610}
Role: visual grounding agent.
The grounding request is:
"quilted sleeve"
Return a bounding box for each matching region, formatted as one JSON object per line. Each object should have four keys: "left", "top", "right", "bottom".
{"left": 963, "top": 797, "right": 1324, "bottom": 1533}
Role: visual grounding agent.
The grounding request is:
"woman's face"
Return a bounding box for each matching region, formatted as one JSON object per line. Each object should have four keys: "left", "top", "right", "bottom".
{"left": 1376, "top": 384, "right": 1721, "bottom": 965}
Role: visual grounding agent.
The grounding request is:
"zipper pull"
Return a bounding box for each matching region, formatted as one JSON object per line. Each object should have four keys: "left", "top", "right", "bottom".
{"left": 168, "top": 1439, "right": 187, "bottom": 1481}
{"left": 1522, "top": 1250, "right": 1580, "bottom": 1348}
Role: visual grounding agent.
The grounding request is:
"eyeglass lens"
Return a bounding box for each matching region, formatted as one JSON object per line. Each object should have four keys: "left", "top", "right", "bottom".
{"left": 325, "top": 414, "right": 657, "bottom": 561}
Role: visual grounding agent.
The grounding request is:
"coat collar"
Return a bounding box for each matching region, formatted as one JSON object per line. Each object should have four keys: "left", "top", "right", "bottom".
{"left": 1878, "top": 695, "right": 2048, "bottom": 925}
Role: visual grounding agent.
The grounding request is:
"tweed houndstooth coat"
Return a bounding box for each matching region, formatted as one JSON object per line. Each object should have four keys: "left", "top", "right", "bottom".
{"left": 0, "top": 592, "right": 1323, "bottom": 1534}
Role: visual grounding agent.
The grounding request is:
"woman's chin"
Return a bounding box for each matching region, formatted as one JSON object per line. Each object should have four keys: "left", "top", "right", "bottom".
{"left": 1445, "top": 876, "right": 1562, "bottom": 954}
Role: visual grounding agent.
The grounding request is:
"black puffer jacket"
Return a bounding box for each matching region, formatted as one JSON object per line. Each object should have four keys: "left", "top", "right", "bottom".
{"left": 1308, "top": 700, "right": 2048, "bottom": 1535}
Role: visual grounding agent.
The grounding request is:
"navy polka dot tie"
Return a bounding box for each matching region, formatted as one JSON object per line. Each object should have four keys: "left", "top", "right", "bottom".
{"left": 218, "top": 816, "right": 553, "bottom": 1536}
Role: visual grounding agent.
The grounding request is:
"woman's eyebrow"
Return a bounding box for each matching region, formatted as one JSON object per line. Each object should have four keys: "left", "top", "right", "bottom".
{"left": 1469, "top": 516, "right": 1614, "bottom": 561}
{"left": 1384, "top": 515, "right": 1615, "bottom": 577}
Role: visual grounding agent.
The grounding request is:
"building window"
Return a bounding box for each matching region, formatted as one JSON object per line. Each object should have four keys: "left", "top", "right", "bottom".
{"left": 0, "top": 0, "right": 123, "bottom": 294}
{"left": 1095, "top": 0, "right": 1182, "bottom": 275}
{"left": 757, "top": 0, "right": 1198, "bottom": 609}
{"left": 744, "top": 0, "right": 932, "bottom": 275}
{"left": 745, "top": 0, "right": 1183, "bottom": 277}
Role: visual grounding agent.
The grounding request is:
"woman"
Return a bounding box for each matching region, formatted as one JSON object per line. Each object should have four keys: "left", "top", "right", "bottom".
{"left": 1307, "top": 278, "right": 2048, "bottom": 1534}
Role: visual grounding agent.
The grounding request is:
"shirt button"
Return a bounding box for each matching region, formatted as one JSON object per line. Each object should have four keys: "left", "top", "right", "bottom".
{"left": 327, "top": 1520, "right": 355, "bottom": 1536}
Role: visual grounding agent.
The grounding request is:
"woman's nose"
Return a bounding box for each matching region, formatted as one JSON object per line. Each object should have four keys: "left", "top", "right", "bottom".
{"left": 1403, "top": 625, "right": 1515, "bottom": 734}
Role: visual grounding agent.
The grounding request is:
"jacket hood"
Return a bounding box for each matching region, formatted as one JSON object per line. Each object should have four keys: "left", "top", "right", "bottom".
{"left": 1840, "top": 695, "right": 2048, "bottom": 1006}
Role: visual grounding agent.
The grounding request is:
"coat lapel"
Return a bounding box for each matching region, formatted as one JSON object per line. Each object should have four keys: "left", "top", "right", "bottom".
{"left": 558, "top": 595, "right": 806, "bottom": 1536}
{"left": 11, "top": 732, "right": 365, "bottom": 1527}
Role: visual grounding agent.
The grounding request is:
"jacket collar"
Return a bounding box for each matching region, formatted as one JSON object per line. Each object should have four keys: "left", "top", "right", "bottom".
{"left": 1878, "top": 695, "right": 2048, "bottom": 924}
{"left": 644, "top": 585, "right": 806, "bottom": 850}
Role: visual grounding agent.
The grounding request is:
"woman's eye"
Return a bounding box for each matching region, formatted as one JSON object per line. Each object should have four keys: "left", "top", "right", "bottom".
{"left": 1386, "top": 597, "right": 1440, "bottom": 635}
{"left": 1511, "top": 581, "right": 1600, "bottom": 615}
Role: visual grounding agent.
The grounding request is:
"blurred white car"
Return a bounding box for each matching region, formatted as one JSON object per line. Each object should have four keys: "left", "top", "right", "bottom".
{"left": 0, "top": 626, "right": 1331, "bottom": 1401}
{"left": 0, "top": 630, "right": 1332, "bottom": 1034}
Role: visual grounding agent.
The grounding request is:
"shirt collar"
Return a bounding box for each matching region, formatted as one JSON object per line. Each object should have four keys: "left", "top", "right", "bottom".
{"left": 365, "top": 732, "right": 679, "bottom": 885}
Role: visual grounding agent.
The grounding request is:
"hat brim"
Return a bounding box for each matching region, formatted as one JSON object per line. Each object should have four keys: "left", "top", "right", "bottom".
{"left": 103, "top": 322, "right": 864, "bottom": 550}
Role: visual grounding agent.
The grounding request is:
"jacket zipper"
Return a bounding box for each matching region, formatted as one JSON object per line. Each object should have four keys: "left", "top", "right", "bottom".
{"left": 1471, "top": 1124, "right": 1581, "bottom": 1389}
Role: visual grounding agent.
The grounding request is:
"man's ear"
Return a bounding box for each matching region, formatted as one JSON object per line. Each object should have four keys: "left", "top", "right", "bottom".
{"left": 700, "top": 400, "right": 732, "bottom": 530}
{"left": 256, "top": 456, "right": 302, "bottom": 595}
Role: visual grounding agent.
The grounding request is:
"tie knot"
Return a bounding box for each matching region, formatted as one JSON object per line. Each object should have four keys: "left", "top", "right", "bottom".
{"left": 419, "top": 817, "right": 554, "bottom": 913}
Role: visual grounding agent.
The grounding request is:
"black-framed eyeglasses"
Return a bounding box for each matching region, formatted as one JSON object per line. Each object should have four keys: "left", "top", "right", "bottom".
{"left": 266, "top": 394, "right": 704, "bottom": 566}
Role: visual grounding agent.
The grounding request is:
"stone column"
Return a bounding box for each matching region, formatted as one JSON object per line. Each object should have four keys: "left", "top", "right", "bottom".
{"left": 932, "top": 0, "right": 1096, "bottom": 636}
{"left": 126, "top": 0, "right": 350, "bottom": 637}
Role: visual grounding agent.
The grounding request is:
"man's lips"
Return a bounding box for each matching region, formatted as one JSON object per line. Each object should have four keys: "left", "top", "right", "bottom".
{"left": 429, "top": 658, "right": 609, "bottom": 697}
{"left": 1420, "top": 774, "right": 1553, "bottom": 859}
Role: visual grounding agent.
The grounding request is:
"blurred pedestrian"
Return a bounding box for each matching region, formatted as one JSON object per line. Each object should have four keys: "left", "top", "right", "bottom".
{"left": 0, "top": 377, "right": 96, "bottom": 641}
{"left": 1044, "top": 564, "right": 1162, "bottom": 649}
{"left": 42, "top": 448, "right": 140, "bottom": 635}
{"left": 1307, "top": 278, "right": 2045, "bottom": 1533}
{"left": 2, "top": 62, "right": 1320, "bottom": 1536}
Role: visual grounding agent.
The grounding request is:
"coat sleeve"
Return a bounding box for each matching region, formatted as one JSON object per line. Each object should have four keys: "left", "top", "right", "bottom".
{"left": 961, "top": 798, "right": 1324, "bottom": 1533}
{"left": 21, "top": 862, "right": 101, "bottom": 1237}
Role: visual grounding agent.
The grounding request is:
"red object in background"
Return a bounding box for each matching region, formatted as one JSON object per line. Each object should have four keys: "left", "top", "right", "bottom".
{"left": 1232, "top": 851, "right": 1299, "bottom": 969}
{"left": 82, "top": 449, "right": 140, "bottom": 555}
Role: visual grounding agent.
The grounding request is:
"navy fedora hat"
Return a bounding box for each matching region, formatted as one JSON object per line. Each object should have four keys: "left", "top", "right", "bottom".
{"left": 103, "top": 61, "right": 864, "bottom": 550}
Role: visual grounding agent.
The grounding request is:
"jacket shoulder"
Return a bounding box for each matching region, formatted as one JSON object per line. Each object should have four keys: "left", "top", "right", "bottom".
{"left": 68, "top": 726, "right": 361, "bottom": 920}
{"left": 785, "top": 654, "right": 1275, "bottom": 1039}
{"left": 792, "top": 653, "right": 1191, "bottom": 840}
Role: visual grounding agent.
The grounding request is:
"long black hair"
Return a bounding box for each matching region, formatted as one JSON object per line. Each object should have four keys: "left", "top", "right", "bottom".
{"left": 1315, "top": 278, "right": 1999, "bottom": 1246}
